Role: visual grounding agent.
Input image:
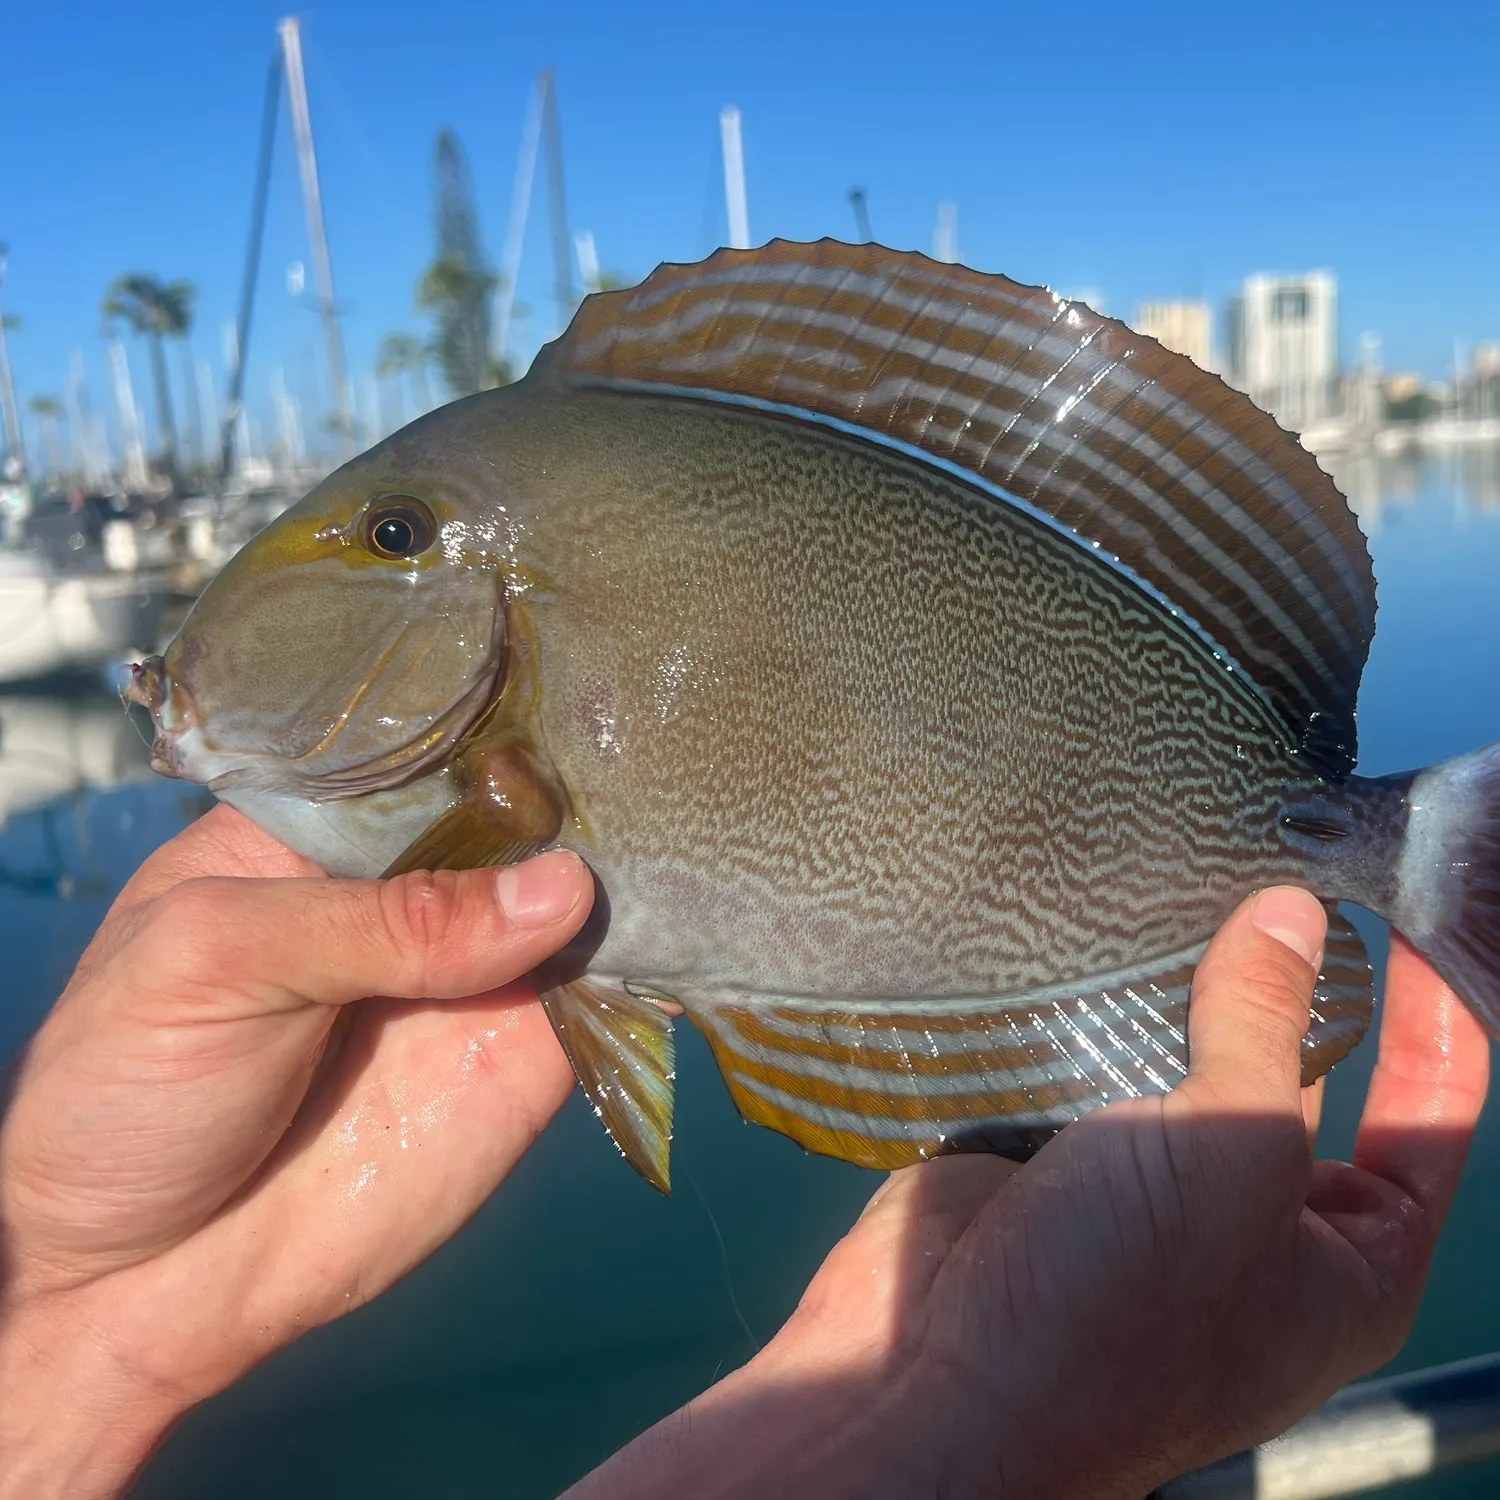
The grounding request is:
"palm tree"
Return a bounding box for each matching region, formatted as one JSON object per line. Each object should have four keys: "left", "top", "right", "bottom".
{"left": 101, "top": 274, "right": 195, "bottom": 484}
{"left": 420, "top": 128, "right": 500, "bottom": 399}
{"left": 416, "top": 252, "right": 498, "bottom": 397}
{"left": 376, "top": 333, "right": 434, "bottom": 425}
{"left": 26, "top": 395, "right": 65, "bottom": 480}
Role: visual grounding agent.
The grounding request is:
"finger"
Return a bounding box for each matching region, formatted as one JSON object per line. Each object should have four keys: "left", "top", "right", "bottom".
{"left": 67, "top": 806, "right": 324, "bottom": 986}
{"left": 107, "top": 979, "right": 579, "bottom": 1394}
{"left": 1302, "top": 1076, "right": 1326, "bottom": 1143}
{"left": 860, "top": 1156, "right": 1019, "bottom": 1247}
{"left": 1178, "top": 886, "right": 1327, "bottom": 1115}
{"left": 1352, "top": 931, "right": 1489, "bottom": 1226}
{"left": 127, "top": 850, "right": 594, "bottom": 1019}
{"left": 822, "top": 1159, "right": 1017, "bottom": 1293}
{"left": 117, "top": 805, "right": 323, "bottom": 911}
{"left": 779, "top": 1155, "right": 1019, "bottom": 1363}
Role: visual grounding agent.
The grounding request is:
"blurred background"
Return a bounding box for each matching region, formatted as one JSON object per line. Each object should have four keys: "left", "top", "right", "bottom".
{"left": 3, "top": 2, "right": 1500, "bottom": 1495}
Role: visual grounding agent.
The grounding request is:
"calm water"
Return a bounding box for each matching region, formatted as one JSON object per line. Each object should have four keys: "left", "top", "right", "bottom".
{"left": 3, "top": 449, "right": 1500, "bottom": 1498}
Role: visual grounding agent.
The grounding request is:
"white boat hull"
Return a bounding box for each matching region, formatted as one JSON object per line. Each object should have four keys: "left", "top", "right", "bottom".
{"left": 0, "top": 561, "right": 169, "bottom": 684}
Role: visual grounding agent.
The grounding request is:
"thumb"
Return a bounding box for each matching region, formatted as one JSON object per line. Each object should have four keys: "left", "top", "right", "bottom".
{"left": 131, "top": 850, "right": 594, "bottom": 1017}
{"left": 1179, "top": 885, "right": 1327, "bottom": 1115}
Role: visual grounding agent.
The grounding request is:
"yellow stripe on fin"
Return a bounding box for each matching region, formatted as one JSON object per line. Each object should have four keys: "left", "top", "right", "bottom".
{"left": 686, "top": 918, "right": 1373, "bottom": 1170}
{"left": 541, "top": 977, "right": 676, "bottom": 1193}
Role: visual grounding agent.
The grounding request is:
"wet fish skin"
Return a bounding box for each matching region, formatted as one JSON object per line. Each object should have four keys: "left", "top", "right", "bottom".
{"left": 490, "top": 383, "right": 1355, "bottom": 996}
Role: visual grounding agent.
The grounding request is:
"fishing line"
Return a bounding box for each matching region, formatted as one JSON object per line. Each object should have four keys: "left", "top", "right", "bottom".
{"left": 680, "top": 1152, "right": 761, "bottom": 1356}
{"left": 119, "top": 683, "right": 155, "bottom": 752}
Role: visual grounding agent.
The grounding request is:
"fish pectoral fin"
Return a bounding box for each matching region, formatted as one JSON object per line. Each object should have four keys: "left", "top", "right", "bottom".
{"left": 624, "top": 981, "right": 686, "bottom": 1018}
{"left": 381, "top": 745, "right": 568, "bottom": 877}
{"left": 382, "top": 798, "right": 536, "bottom": 877}
{"left": 541, "top": 977, "right": 676, "bottom": 1194}
{"left": 687, "top": 919, "right": 1373, "bottom": 1172}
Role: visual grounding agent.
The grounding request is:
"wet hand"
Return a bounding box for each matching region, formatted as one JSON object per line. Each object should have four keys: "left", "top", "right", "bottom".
{"left": 0, "top": 805, "right": 593, "bottom": 1500}
{"left": 573, "top": 890, "right": 1490, "bottom": 1499}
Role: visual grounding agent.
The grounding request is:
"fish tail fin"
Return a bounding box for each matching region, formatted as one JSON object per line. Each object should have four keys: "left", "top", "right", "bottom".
{"left": 1391, "top": 741, "right": 1500, "bottom": 1032}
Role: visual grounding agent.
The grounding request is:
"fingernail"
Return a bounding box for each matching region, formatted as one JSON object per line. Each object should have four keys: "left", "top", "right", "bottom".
{"left": 1249, "top": 886, "right": 1327, "bottom": 967}
{"left": 494, "top": 852, "right": 583, "bottom": 928}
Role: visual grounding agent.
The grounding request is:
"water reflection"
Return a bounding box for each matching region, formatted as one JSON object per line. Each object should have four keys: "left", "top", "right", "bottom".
{"left": 1327, "top": 441, "right": 1500, "bottom": 534}
{"left": 0, "top": 686, "right": 152, "bottom": 831}
{"left": 0, "top": 685, "right": 204, "bottom": 1057}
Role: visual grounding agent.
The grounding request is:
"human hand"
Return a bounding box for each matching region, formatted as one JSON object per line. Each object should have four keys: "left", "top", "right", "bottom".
{"left": 572, "top": 890, "right": 1490, "bottom": 1499}
{"left": 0, "top": 805, "right": 593, "bottom": 1500}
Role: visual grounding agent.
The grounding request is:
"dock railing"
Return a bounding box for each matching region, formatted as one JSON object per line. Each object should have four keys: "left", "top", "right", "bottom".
{"left": 1155, "top": 1352, "right": 1500, "bottom": 1498}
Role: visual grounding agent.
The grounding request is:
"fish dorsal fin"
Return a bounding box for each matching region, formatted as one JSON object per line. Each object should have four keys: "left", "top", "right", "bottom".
{"left": 547, "top": 240, "right": 1375, "bottom": 777}
{"left": 687, "top": 912, "right": 1373, "bottom": 1168}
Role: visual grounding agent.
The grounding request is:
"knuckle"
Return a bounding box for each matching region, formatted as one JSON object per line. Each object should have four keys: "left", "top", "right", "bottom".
{"left": 374, "top": 870, "right": 470, "bottom": 989}
{"left": 1238, "top": 946, "right": 1313, "bottom": 1005}
{"left": 1208, "top": 945, "right": 1315, "bottom": 1036}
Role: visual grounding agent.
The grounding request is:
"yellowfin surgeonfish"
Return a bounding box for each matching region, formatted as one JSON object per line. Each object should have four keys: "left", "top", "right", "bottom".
{"left": 129, "top": 241, "right": 1500, "bottom": 1192}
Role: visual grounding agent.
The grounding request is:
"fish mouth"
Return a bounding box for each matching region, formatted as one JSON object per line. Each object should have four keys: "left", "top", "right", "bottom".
{"left": 124, "top": 647, "right": 502, "bottom": 801}
{"left": 124, "top": 654, "right": 199, "bottom": 779}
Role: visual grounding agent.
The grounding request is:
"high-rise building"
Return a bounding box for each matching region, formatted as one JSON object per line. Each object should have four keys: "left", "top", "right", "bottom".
{"left": 1135, "top": 301, "right": 1214, "bottom": 371}
{"left": 1226, "top": 272, "right": 1338, "bottom": 431}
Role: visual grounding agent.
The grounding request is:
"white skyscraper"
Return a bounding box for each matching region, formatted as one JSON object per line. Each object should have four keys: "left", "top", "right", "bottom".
{"left": 1135, "top": 301, "right": 1214, "bottom": 371}
{"left": 1227, "top": 271, "right": 1338, "bottom": 431}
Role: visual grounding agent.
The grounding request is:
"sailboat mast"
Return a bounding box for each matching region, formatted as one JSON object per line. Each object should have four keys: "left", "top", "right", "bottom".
{"left": 0, "top": 245, "right": 26, "bottom": 477}
{"left": 720, "top": 107, "right": 750, "bottom": 249}
{"left": 933, "top": 201, "right": 959, "bottom": 263}
{"left": 848, "top": 187, "right": 872, "bottom": 243}
{"left": 108, "top": 342, "right": 149, "bottom": 491}
{"left": 496, "top": 75, "right": 544, "bottom": 369}
{"left": 278, "top": 16, "right": 353, "bottom": 457}
{"left": 221, "top": 52, "right": 282, "bottom": 481}
{"left": 540, "top": 69, "right": 576, "bottom": 332}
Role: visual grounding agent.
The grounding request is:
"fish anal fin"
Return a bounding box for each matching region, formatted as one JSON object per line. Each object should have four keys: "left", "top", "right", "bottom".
{"left": 550, "top": 240, "right": 1374, "bottom": 777}
{"left": 687, "top": 924, "right": 1374, "bottom": 1170}
{"left": 1301, "top": 908, "right": 1375, "bottom": 1086}
{"left": 689, "top": 951, "right": 1200, "bottom": 1168}
{"left": 541, "top": 978, "right": 675, "bottom": 1194}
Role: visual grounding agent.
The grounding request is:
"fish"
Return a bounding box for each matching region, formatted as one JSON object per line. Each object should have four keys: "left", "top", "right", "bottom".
{"left": 127, "top": 240, "right": 1500, "bottom": 1194}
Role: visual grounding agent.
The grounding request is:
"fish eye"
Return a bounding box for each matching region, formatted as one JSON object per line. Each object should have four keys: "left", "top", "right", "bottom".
{"left": 362, "top": 496, "right": 437, "bottom": 560}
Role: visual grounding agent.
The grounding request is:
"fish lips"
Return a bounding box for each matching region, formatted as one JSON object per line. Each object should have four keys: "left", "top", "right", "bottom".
{"left": 125, "top": 654, "right": 200, "bottom": 779}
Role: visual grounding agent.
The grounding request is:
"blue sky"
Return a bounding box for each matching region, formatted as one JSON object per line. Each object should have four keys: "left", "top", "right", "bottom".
{"left": 6, "top": 0, "right": 1500, "bottom": 462}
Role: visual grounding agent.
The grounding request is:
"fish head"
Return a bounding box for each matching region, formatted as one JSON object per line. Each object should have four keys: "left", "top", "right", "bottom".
{"left": 129, "top": 444, "right": 511, "bottom": 801}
